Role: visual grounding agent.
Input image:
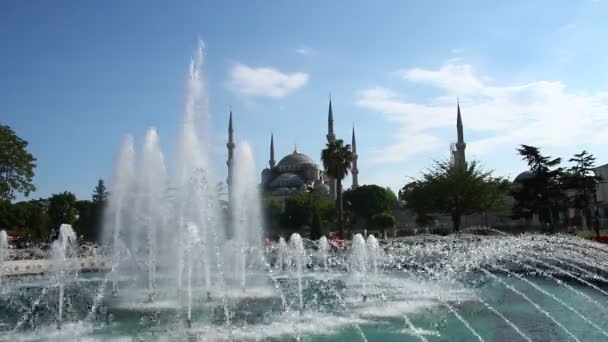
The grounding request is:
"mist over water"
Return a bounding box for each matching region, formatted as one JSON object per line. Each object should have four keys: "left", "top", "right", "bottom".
{"left": 232, "top": 141, "right": 264, "bottom": 246}
{"left": 99, "top": 41, "right": 261, "bottom": 302}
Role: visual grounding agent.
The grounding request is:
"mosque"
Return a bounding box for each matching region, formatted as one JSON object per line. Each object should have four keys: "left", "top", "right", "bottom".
{"left": 225, "top": 99, "right": 359, "bottom": 202}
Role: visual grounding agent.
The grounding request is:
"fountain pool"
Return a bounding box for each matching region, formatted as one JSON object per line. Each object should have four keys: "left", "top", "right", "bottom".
{"left": 1, "top": 232, "right": 608, "bottom": 341}
{"left": 1, "top": 42, "right": 607, "bottom": 341}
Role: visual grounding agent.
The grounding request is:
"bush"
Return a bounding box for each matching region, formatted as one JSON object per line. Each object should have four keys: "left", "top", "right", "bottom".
{"left": 371, "top": 212, "right": 396, "bottom": 237}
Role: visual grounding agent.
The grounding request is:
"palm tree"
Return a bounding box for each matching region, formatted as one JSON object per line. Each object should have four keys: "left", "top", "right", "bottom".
{"left": 321, "top": 139, "right": 354, "bottom": 238}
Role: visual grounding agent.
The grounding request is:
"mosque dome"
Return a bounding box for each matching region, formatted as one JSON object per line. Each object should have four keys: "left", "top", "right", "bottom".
{"left": 512, "top": 171, "right": 534, "bottom": 191}
{"left": 277, "top": 150, "right": 316, "bottom": 168}
{"left": 513, "top": 171, "right": 534, "bottom": 184}
{"left": 270, "top": 172, "right": 305, "bottom": 188}
{"left": 313, "top": 183, "right": 330, "bottom": 196}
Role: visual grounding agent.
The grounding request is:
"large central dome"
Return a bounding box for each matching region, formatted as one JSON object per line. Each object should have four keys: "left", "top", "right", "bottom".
{"left": 277, "top": 150, "right": 316, "bottom": 167}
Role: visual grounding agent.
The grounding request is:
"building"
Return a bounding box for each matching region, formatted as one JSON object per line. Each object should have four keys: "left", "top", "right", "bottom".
{"left": 451, "top": 99, "right": 466, "bottom": 169}
{"left": 594, "top": 163, "right": 608, "bottom": 226}
{"left": 509, "top": 161, "right": 608, "bottom": 229}
{"left": 226, "top": 99, "right": 360, "bottom": 203}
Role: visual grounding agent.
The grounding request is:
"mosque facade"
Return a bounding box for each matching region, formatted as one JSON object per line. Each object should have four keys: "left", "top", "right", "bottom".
{"left": 226, "top": 100, "right": 359, "bottom": 203}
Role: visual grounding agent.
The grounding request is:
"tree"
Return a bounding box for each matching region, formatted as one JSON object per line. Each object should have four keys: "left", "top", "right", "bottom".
{"left": 89, "top": 178, "right": 108, "bottom": 242}
{"left": 562, "top": 150, "right": 599, "bottom": 229}
{"left": 371, "top": 212, "right": 396, "bottom": 238}
{"left": 92, "top": 179, "right": 108, "bottom": 204}
{"left": 479, "top": 178, "right": 511, "bottom": 226}
{"left": 400, "top": 160, "right": 507, "bottom": 232}
{"left": 0, "top": 200, "right": 19, "bottom": 230}
{"left": 74, "top": 200, "right": 95, "bottom": 241}
{"left": 321, "top": 139, "right": 354, "bottom": 238}
{"left": 281, "top": 192, "right": 335, "bottom": 229}
{"left": 48, "top": 192, "right": 79, "bottom": 237}
{"left": 17, "top": 199, "right": 50, "bottom": 241}
{"left": 399, "top": 180, "right": 436, "bottom": 225}
{"left": 512, "top": 145, "right": 564, "bottom": 229}
{"left": 264, "top": 197, "right": 282, "bottom": 231}
{"left": 0, "top": 125, "right": 36, "bottom": 201}
{"left": 343, "top": 185, "right": 397, "bottom": 224}
{"left": 310, "top": 210, "right": 324, "bottom": 240}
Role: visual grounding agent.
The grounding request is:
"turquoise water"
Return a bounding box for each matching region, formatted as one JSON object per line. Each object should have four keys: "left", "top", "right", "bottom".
{"left": 1, "top": 271, "right": 607, "bottom": 341}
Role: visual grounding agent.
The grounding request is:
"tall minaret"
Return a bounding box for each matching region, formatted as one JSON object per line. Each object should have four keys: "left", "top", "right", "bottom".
{"left": 326, "top": 98, "right": 336, "bottom": 143}
{"left": 326, "top": 98, "right": 337, "bottom": 199}
{"left": 454, "top": 99, "right": 467, "bottom": 169}
{"left": 351, "top": 125, "right": 359, "bottom": 189}
{"left": 226, "top": 110, "right": 235, "bottom": 188}
{"left": 269, "top": 131, "right": 276, "bottom": 168}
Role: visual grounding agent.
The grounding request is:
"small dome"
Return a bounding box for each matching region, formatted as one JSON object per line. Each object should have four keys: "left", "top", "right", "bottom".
{"left": 277, "top": 151, "right": 316, "bottom": 168}
{"left": 513, "top": 171, "right": 534, "bottom": 184}
{"left": 314, "top": 183, "right": 330, "bottom": 196}
{"left": 270, "top": 172, "right": 304, "bottom": 188}
{"left": 271, "top": 187, "right": 292, "bottom": 196}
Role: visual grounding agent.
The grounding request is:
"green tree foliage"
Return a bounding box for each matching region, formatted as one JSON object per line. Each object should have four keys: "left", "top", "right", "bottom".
{"left": 0, "top": 200, "right": 18, "bottom": 230}
{"left": 400, "top": 160, "right": 508, "bottom": 232}
{"left": 399, "top": 181, "right": 435, "bottom": 225}
{"left": 0, "top": 125, "right": 37, "bottom": 201}
{"left": 321, "top": 139, "right": 354, "bottom": 238}
{"left": 264, "top": 197, "right": 282, "bottom": 230}
{"left": 479, "top": 178, "right": 512, "bottom": 225}
{"left": 310, "top": 210, "right": 324, "bottom": 240}
{"left": 371, "top": 212, "right": 396, "bottom": 237}
{"left": 344, "top": 185, "right": 397, "bottom": 223}
{"left": 92, "top": 179, "right": 108, "bottom": 204}
{"left": 88, "top": 178, "right": 108, "bottom": 242}
{"left": 74, "top": 200, "right": 95, "bottom": 241}
{"left": 280, "top": 192, "right": 335, "bottom": 229}
{"left": 281, "top": 193, "right": 311, "bottom": 228}
{"left": 8, "top": 199, "right": 50, "bottom": 241}
{"left": 48, "top": 191, "right": 79, "bottom": 236}
{"left": 562, "top": 150, "right": 599, "bottom": 228}
{"left": 511, "top": 145, "right": 564, "bottom": 228}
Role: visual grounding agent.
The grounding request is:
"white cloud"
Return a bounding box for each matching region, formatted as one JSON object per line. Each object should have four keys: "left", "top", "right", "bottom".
{"left": 398, "top": 62, "right": 483, "bottom": 95}
{"left": 295, "top": 46, "right": 316, "bottom": 55}
{"left": 228, "top": 63, "right": 309, "bottom": 98}
{"left": 359, "top": 60, "right": 608, "bottom": 165}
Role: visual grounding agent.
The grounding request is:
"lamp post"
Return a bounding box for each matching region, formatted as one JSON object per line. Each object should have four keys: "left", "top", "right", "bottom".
{"left": 593, "top": 178, "right": 600, "bottom": 240}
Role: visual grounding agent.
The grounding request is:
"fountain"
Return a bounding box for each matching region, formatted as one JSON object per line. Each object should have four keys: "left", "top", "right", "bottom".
{"left": 318, "top": 235, "right": 330, "bottom": 271}
{"left": 230, "top": 141, "right": 264, "bottom": 290}
{"left": 184, "top": 222, "right": 200, "bottom": 328}
{"left": 0, "top": 230, "right": 8, "bottom": 284}
{"left": 50, "top": 224, "right": 77, "bottom": 330}
{"left": 2, "top": 42, "right": 608, "bottom": 341}
{"left": 289, "top": 233, "right": 305, "bottom": 312}
{"left": 366, "top": 234, "right": 380, "bottom": 275}
{"left": 276, "top": 236, "right": 289, "bottom": 271}
{"left": 350, "top": 233, "right": 368, "bottom": 274}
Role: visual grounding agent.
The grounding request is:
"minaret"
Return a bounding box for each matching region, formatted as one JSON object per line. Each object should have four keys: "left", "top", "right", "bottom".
{"left": 269, "top": 132, "right": 276, "bottom": 168}
{"left": 326, "top": 98, "right": 336, "bottom": 143}
{"left": 351, "top": 125, "right": 359, "bottom": 189}
{"left": 226, "top": 110, "right": 235, "bottom": 188}
{"left": 454, "top": 99, "right": 466, "bottom": 169}
{"left": 326, "top": 98, "right": 337, "bottom": 199}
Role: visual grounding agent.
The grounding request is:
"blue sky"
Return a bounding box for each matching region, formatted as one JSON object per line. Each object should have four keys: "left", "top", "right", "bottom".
{"left": 2, "top": 0, "right": 608, "bottom": 200}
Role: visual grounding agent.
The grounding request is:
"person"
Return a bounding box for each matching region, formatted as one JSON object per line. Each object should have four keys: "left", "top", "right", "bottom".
{"left": 330, "top": 234, "right": 343, "bottom": 250}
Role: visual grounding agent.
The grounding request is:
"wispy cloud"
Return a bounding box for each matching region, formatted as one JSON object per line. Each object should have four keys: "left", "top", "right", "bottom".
{"left": 228, "top": 63, "right": 309, "bottom": 98}
{"left": 359, "top": 60, "right": 608, "bottom": 165}
{"left": 295, "top": 46, "right": 316, "bottom": 55}
{"left": 398, "top": 63, "right": 483, "bottom": 95}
